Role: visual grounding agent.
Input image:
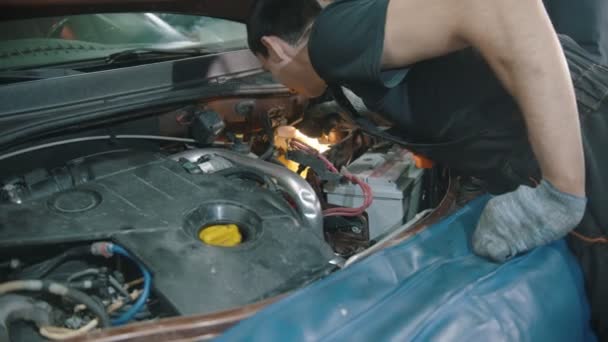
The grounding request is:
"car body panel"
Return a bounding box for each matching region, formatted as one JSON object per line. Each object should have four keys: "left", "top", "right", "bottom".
{"left": 219, "top": 196, "right": 595, "bottom": 341}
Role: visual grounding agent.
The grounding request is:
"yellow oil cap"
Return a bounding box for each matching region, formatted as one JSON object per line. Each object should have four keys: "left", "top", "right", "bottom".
{"left": 199, "top": 224, "right": 242, "bottom": 247}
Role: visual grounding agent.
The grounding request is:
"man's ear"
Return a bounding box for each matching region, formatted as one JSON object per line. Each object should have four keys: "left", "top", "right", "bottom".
{"left": 261, "top": 36, "right": 290, "bottom": 63}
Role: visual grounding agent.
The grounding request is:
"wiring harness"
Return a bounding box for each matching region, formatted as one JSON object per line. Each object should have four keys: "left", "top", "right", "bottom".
{"left": 0, "top": 242, "right": 153, "bottom": 340}
{"left": 289, "top": 139, "right": 373, "bottom": 217}
{"left": 90, "top": 242, "right": 152, "bottom": 326}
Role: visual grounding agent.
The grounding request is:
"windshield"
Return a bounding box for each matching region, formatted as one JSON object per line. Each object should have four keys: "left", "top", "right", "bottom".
{"left": 0, "top": 13, "right": 247, "bottom": 71}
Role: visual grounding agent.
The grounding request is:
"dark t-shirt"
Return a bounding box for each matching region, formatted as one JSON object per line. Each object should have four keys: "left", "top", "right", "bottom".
{"left": 308, "top": 0, "right": 538, "bottom": 192}
{"left": 308, "top": 0, "right": 521, "bottom": 141}
{"left": 309, "top": 0, "right": 412, "bottom": 135}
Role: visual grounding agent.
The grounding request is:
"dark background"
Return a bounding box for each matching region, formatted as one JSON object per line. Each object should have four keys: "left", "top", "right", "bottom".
{"left": 545, "top": 0, "right": 608, "bottom": 64}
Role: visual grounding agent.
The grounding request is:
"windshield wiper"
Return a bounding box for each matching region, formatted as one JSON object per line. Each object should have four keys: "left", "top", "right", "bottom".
{"left": 0, "top": 68, "right": 83, "bottom": 82}
{"left": 0, "top": 45, "right": 221, "bottom": 83}
{"left": 105, "top": 46, "right": 213, "bottom": 65}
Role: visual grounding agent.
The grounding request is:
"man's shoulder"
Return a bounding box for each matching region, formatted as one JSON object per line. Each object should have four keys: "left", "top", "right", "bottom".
{"left": 312, "top": 0, "right": 381, "bottom": 42}
{"left": 309, "top": 0, "right": 390, "bottom": 85}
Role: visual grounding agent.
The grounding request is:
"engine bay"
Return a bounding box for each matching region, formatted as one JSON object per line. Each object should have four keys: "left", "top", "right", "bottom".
{"left": 0, "top": 93, "right": 440, "bottom": 341}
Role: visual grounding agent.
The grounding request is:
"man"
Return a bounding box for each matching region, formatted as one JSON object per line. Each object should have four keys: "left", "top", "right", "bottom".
{"left": 246, "top": 0, "right": 607, "bottom": 337}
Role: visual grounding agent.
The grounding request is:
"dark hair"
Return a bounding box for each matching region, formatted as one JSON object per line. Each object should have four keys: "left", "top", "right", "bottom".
{"left": 247, "top": 0, "right": 322, "bottom": 57}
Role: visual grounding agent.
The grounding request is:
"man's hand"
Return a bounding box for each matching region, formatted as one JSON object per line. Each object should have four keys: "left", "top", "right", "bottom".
{"left": 382, "top": 0, "right": 587, "bottom": 259}
{"left": 473, "top": 180, "right": 586, "bottom": 262}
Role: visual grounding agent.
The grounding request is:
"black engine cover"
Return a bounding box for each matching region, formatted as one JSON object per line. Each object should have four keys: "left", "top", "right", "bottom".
{"left": 0, "top": 150, "right": 334, "bottom": 315}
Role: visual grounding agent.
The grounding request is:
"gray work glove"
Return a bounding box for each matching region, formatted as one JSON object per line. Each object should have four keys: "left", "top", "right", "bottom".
{"left": 472, "top": 180, "right": 587, "bottom": 262}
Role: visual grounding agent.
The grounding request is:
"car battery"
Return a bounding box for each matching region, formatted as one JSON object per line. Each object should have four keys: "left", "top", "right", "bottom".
{"left": 324, "top": 147, "right": 424, "bottom": 240}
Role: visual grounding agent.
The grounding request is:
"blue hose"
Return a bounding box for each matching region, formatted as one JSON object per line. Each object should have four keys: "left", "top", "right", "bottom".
{"left": 107, "top": 244, "right": 152, "bottom": 326}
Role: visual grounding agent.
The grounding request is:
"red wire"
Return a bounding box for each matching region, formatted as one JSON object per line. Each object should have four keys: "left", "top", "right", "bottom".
{"left": 569, "top": 230, "right": 608, "bottom": 244}
{"left": 289, "top": 139, "right": 373, "bottom": 217}
{"left": 323, "top": 176, "right": 373, "bottom": 217}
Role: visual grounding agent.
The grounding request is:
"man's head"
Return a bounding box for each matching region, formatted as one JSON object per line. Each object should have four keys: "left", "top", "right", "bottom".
{"left": 247, "top": 0, "right": 327, "bottom": 97}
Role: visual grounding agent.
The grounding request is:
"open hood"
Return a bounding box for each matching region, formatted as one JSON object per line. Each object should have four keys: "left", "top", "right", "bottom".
{"left": 0, "top": 0, "right": 253, "bottom": 22}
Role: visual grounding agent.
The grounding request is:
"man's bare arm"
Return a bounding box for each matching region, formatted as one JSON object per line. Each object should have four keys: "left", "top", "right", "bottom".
{"left": 382, "top": 0, "right": 585, "bottom": 196}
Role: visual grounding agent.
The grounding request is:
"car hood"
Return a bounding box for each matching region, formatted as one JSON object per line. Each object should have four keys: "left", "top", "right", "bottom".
{"left": 0, "top": 0, "right": 253, "bottom": 22}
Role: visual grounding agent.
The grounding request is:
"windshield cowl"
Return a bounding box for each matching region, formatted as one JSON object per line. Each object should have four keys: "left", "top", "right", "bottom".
{"left": 0, "top": 13, "right": 247, "bottom": 71}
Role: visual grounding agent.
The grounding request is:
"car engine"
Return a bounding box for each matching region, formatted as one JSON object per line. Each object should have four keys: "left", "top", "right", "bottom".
{"left": 0, "top": 94, "right": 435, "bottom": 341}
{"left": 0, "top": 146, "right": 337, "bottom": 340}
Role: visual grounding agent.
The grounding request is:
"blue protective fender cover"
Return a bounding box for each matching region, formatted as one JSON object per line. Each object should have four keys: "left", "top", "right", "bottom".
{"left": 219, "top": 196, "right": 595, "bottom": 341}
